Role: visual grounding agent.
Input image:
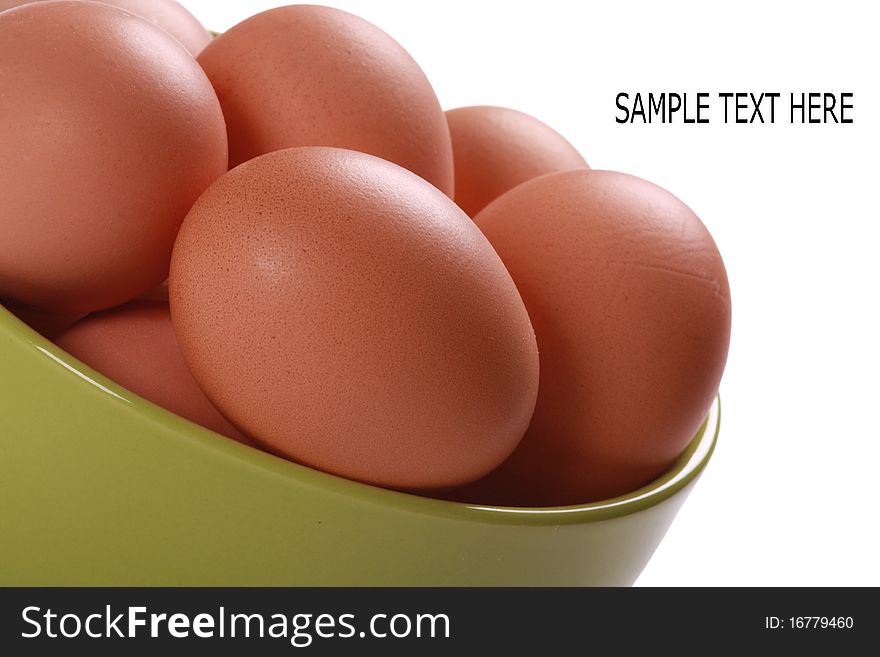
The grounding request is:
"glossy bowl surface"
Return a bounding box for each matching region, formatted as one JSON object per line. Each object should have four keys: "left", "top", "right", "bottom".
{"left": 0, "top": 306, "right": 719, "bottom": 585}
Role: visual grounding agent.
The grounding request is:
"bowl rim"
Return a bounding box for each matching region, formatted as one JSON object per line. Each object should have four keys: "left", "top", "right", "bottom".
{"left": 1, "top": 305, "right": 719, "bottom": 527}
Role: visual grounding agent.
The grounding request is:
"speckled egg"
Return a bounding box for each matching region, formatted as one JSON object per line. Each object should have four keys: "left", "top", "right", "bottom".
{"left": 169, "top": 147, "right": 538, "bottom": 490}
{"left": 197, "top": 5, "right": 454, "bottom": 195}
{"left": 56, "top": 301, "right": 249, "bottom": 444}
{"left": 0, "top": 0, "right": 212, "bottom": 56}
{"left": 0, "top": 1, "right": 227, "bottom": 314}
{"left": 446, "top": 106, "right": 588, "bottom": 217}
{"left": 459, "top": 169, "right": 731, "bottom": 505}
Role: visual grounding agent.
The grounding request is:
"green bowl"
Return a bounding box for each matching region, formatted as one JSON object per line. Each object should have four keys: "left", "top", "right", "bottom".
{"left": 0, "top": 305, "right": 719, "bottom": 585}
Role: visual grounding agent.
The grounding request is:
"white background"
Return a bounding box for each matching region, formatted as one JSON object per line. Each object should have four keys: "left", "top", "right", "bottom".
{"left": 180, "top": 0, "right": 880, "bottom": 586}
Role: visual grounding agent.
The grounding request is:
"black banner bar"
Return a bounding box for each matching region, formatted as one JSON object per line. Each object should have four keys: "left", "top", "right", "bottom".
{"left": 0, "top": 588, "right": 873, "bottom": 654}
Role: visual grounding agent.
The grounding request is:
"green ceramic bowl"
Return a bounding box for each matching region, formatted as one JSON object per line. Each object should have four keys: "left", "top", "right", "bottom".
{"left": 0, "top": 305, "right": 719, "bottom": 585}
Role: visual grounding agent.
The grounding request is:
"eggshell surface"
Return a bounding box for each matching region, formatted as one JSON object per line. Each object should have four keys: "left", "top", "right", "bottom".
{"left": 0, "top": 1, "right": 227, "bottom": 314}
{"left": 169, "top": 147, "right": 539, "bottom": 490}
{"left": 197, "top": 5, "right": 454, "bottom": 195}
{"left": 447, "top": 106, "right": 589, "bottom": 217}
{"left": 56, "top": 301, "right": 249, "bottom": 444}
{"left": 463, "top": 170, "right": 731, "bottom": 505}
{"left": 0, "top": 0, "right": 212, "bottom": 56}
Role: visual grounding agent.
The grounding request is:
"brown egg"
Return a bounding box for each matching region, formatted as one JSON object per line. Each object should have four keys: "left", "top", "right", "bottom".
{"left": 56, "top": 301, "right": 249, "bottom": 444}
{"left": 169, "top": 147, "right": 538, "bottom": 490}
{"left": 0, "top": 1, "right": 227, "bottom": 314}
{"left": 139, "top": 280, "right": 170, "bottom": 303}
{"left": 459, "top": 170, "right": 731, "bottom": 505}
{"left": 447, "top": 106, "right": 589, "bottom": 217}
{"left": 197, "top": 5, "right": 454, "bottom": 195}
{"left": 0, "top": 0, "right": 212, "bottom": 56}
